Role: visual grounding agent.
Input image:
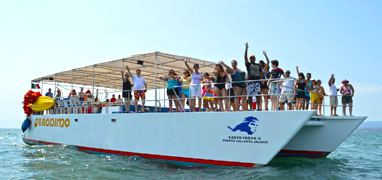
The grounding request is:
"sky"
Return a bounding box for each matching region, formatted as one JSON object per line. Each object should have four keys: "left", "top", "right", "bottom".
{"left": 0, "top": 0, "right": 381, "bottom": 128}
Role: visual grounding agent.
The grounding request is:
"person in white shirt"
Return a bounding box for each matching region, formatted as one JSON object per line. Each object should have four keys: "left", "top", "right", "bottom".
{"left": 328, "top": 74, "right": 339, "bottom": 116}
{"left": 279, "top": 70, "right": 294, "bottom": 110}
{"left": 184, "top": 59, "right": 203, "bottom": 112}
{"left": 125, "top": 65, "right": 147, "bottom": 113}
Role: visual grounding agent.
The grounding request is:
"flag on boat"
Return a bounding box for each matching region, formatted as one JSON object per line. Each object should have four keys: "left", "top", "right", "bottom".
{"left": 31, "top": 83, "right": 40, "bottom": 89}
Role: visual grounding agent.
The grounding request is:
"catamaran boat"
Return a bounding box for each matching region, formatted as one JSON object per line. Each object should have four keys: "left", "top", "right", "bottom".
{"left": 22, "top": 52, "right": 367, "bottom": 167}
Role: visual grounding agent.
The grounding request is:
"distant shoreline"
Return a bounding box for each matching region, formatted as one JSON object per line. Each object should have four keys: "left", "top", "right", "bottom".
{"left": 357, "top": 121, "right": 382, "bottom": 132}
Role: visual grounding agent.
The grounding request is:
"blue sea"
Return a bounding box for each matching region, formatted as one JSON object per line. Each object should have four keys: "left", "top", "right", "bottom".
{"left": 1, "top": 123, "right": 381, "bottom": 180}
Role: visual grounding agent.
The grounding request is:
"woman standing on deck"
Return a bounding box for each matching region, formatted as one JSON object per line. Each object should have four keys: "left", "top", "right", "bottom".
{"left": 310, "top": 80, "right": 319, "bottom": 111}
{"left": 121, "top": 69, "right": 132, "bottom": 113}
{"left": 221, "top": 60, "right": 247, "bottom": 111}
{"left": 212, "top": 64, "right": 228, "bottom": 111}
{"left": 180, "top": 70, "right": 191, "bottom": 112}
{"left": 260, "top": 51, "right": 270, "bottom": 111}
{"left": 184, "top": 59, "right": 203, "bottom": 112}
{"left": 294, "top": 73, "right": 309, "bottom": 110}
{"left": 316, "top": 79, "right": 326, "bottom": 116}
{"left": 160, "top": 70, "right": 180, "bottom": 112}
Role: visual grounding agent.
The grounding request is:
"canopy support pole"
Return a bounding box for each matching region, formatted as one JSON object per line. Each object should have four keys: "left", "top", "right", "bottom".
{"left": 54, "top": 75, "right": 57, "bottom": 97}
{"left": 92, "top": 66, "right": 95, "bottom": 95}
{"left": 122, "top": 59, "right": 125, "bottom": 95}
{"left": 71, "top": 70, "right": 74, "bottom": 90}
{"left": 155, "top": 52, "right": 158, "bottom": 110}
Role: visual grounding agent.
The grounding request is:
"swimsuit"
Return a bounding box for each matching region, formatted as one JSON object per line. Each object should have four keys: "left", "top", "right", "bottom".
{"left": 123, "top": 80, "right": 132, "bottom": 99}
{"left": 231, "top": 71, "right": 246, "bottom": 88}
{"left": 296, "top": 80, "right": 306, "bottom": 99}
{"left": 215, "top": 73, "right": 226, "bottom": 90}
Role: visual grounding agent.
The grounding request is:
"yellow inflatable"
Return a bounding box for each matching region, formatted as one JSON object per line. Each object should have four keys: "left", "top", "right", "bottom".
{"left": 30, "top": 96, "right": 55, "bottom": 112}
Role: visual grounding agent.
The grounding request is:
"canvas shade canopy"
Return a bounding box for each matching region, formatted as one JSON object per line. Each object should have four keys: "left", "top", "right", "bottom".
{"left": 32, "top": 52, "right": 217, "bottom": 90}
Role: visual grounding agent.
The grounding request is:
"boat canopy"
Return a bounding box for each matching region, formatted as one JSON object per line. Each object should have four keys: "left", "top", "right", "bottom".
{"left": 32, "top": 52, "right": 216, "bottom": 90}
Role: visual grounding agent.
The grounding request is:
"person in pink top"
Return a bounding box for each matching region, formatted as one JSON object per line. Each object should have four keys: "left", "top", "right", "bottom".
{"left": 340, "top": 79, "right": 355, "bottom": 116}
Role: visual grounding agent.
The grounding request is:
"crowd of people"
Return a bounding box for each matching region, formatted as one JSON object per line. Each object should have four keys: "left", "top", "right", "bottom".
{"left": 46, "top": 43, "right": 355, "bottom": 116}
{"left": 117, "top": 43, "right": 355, "bottom": 116}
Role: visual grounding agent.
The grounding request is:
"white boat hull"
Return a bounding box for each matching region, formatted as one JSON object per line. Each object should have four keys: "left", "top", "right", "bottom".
{"left": 23, "top": 111, "right": 314, "bottom": 167}
{"left": 277, "top": 116, "right": 367, "bottom": 157}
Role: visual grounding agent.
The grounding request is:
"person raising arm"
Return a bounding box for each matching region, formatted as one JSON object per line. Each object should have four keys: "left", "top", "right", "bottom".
{"left": 126, "top": 65, "right": 147, "bottom": 113}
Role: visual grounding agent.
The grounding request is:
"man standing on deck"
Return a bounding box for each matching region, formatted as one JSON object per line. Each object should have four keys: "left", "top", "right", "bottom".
{"left": 279, "top": 70, "right": 294, "bottom": 110}
{"left": 125, "top": 65, "right": 147, "bottom": 113}
{"left": 244, "top": 42, "right": 262, "bottom": 110}
{"left": 45, "top": 88, "right": 53, "bottom": 114}
{"left": 328, "top": 74, "right": 339, "bottom": 116}
{"left": 45, "top": 88, "right": 53, "bottom": 98}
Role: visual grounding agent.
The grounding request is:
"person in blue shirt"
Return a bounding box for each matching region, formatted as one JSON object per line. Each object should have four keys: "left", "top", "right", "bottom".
{"left": 45, "top": 88, "right": 53, "bottom": 98}
{"left": 160, "top": 69, "right": 180, "bottom": 112}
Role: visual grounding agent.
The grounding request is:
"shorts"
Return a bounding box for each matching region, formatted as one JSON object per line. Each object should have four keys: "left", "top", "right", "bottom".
{"left": 190, "top": 84, "right": 202, "bottom": 98}
{"left": 310, "top": 93, "right": 319, "bottom": 105}
{"left": 180, "top": 88, "right": 190, "bottom": 97}
{"left": 167, "top": 88, "right": 180, "bottom": 96}
{"left": 342, "top": 96, "right": 353, "bottom": 104}
{"left": 260, "top": 81, "right": 268, "bottom": 89}
{"left": 296, "top": 91, "right": 305, "bottom": 99}
{"left": 269, "top": 83, "right": 279, "bottom": 96}
{"left": 203, "top": 90, "right": 214, "bottom": 101}
{"left": 305, "top": 93, "right": 310, "bottom": 101}
{"left": 134, "top": 90, "right": 145, "bottom": 100}
{"left": 280, "top": 91, "right": 293, "bottom": 103}
{"left": 232, "top": 82, "right": 246, "bottom": 88}
{"left": 123, "top": 91, "right": 132, "bottom": 99}
{"left": 246, "top": 82, "right": 261, "bottom": 97}
{"left": 330, "top": 96, "right": 338, "bottom": 107}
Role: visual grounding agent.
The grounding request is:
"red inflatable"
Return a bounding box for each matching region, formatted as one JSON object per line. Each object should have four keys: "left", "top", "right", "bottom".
{"left": 23, "top": 90, "right": 42, "bottom": 117}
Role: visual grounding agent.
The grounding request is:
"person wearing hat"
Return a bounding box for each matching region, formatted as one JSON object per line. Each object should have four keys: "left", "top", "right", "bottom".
{"left": 244, "top": 42, "right": 262, "bottom": 110}
{"left": 340, "top": 79, "right": 354, "bottom": 116}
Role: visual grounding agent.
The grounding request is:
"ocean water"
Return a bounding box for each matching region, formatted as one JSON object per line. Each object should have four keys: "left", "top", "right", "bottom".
{"left": 0, "top": 129, "right": 381, "bottom": 180}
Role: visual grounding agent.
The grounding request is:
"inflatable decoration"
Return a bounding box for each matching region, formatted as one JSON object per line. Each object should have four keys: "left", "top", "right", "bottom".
{"left": 23, "top": 90, "right": 55, "bottom": 117}
{"left": 30, "top": 96, "right": 55, "bottom": 112}
{"left": 23, "top": 90, "right": 41, "bottom": 117}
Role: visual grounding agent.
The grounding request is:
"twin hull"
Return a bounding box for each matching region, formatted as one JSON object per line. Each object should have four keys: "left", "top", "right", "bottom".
{"left": 23, "top": 111, "right": 315, "bottom": 167}
{"left": 278, "top": 116, "right": 367, "bottom": 157}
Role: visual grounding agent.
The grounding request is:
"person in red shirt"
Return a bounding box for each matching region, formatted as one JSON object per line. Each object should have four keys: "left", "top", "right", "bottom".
{"left": 110, "top": 94, "right": 117, "bottom": 103}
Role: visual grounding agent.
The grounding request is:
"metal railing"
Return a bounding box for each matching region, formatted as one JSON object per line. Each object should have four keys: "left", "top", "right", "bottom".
{"left": 37, "top": 78, "right": 350, "bottom": 116}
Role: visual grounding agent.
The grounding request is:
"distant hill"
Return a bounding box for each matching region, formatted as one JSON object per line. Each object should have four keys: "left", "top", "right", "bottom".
{"left": 357, "top": 121, "right": 382, "bottom": 132}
